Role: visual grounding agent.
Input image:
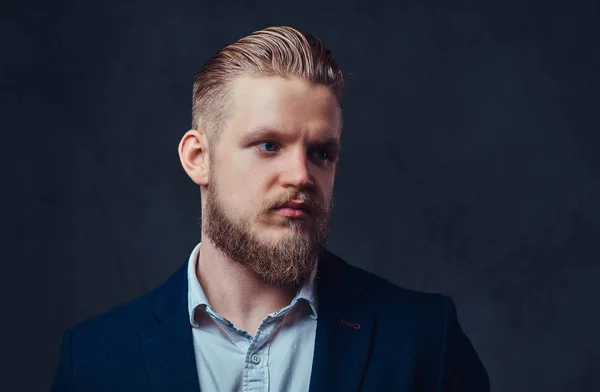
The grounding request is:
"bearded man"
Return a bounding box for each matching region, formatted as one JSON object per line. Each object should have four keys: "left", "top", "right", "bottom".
{"left": 51, "top": 26, "right": 489, "bottom": 392}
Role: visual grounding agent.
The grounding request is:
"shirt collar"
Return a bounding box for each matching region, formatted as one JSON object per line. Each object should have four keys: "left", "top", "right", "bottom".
{"left": 187, "top": 242, "right": 211, "bottom": 327}
{"left": 187, "top": 242, "right": 319, "bottom": 328}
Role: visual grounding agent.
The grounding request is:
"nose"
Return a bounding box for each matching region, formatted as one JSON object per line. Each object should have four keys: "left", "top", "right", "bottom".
{"left": 280, "top": 148, "right": 314, "bottom": 189}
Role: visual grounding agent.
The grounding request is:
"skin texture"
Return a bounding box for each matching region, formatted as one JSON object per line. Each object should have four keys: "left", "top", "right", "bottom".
{"left": 178, "top": 75, "right": 342, "bottom": 335}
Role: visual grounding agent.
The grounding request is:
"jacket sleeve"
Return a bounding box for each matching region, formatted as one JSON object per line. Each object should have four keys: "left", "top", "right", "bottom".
{"left": 50, "top": 328, "right": 77, "bottom": 392}
{"left": 434, "top": 296, "right": 490, "bottom": 391}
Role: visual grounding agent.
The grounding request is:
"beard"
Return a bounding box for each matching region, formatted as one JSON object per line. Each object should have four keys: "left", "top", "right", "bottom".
{"left": 202, "top": 176, "right": 333, "bottom": 288}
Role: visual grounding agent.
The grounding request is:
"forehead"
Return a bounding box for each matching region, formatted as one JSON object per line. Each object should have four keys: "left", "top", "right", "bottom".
{"left": 224, "top": 75, "right": 342, "bottom": 140}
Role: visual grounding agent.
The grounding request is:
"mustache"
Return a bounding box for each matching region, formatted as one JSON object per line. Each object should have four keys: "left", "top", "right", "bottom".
{"left": 265, "top": 193, "right": 322, "bottom": 212}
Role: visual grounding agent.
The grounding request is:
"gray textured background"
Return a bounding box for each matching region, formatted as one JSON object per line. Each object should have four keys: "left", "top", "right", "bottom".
{"left": 2, "top": 0, "right": 599, "bottom": 391}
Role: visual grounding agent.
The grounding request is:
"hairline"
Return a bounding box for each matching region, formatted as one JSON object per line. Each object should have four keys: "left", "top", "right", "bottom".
{"left": 199, "top": 71, "right": 343, "bottom": 148}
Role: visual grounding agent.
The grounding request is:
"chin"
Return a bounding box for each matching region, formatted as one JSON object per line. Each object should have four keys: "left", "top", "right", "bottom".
{"left": 261, "top": 224, "right": 306, "bottom": 241}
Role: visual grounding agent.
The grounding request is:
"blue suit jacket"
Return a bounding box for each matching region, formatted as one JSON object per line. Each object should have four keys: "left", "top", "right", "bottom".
{"left": 51, "top": 249, "right": 489, "bottom": 391}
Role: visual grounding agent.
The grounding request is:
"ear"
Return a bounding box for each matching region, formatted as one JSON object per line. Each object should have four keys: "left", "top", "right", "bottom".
{"left": 178, "top": 129, "right": 210, "bottom": 185}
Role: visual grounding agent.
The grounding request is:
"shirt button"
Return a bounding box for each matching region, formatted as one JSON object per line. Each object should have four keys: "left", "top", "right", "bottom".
{"left": 251, "top": 354, "right": 261, "bottom": 365}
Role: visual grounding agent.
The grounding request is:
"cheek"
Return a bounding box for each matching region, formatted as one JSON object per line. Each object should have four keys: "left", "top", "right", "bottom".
{"left": 316, "top": 172, "right": 336, "bottom": 198}
{"left": 217, "top": 160, "right": 269, "bottom": 213}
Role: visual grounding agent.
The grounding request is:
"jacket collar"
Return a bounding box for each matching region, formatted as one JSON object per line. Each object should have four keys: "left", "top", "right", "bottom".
{"left": 309, "top": 249, "right": 376, "bottom": 392}
{"left": 138, "top": 261, "right": 200, "bottom": 392}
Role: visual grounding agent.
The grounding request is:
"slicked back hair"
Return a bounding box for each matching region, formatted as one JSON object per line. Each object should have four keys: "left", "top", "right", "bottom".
{"left": 191, "top": 26, "right": 345, "bottom": 146}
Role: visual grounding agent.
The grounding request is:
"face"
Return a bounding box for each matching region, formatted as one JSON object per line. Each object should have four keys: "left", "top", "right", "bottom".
{"left": 203, "top": 75, "right": 342, "bottom": 287}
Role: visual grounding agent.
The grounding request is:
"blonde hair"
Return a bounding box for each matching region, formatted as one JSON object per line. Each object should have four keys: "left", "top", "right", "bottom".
{"left": 191, "top": 26, "right": 344, "bottom": 145}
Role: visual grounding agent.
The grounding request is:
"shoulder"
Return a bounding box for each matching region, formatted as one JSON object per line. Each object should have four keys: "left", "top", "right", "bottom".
{"left": 335, "top": 255, "right": 490, "bottom": 390}
{"left": 322, "top": 249, "right": 454, "bottom": 338}
{"left": 65, "top": 262, "right": 187, "bottom": 349}
{"left": 321, "top": 250, "right": 478, "bottom": 383}
{"left": 324, "top": 249, "right": 449, "bottom": 310}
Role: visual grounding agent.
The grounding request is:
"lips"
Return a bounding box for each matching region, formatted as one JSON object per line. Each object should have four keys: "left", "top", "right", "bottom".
{"left": 279, "top": 200, "right": 311, "bottom": 213}
{"left": 272, "top": 200, "right": 312, "bottom": 218}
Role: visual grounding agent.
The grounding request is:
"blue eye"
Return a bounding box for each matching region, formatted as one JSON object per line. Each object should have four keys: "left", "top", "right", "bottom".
{"left": 257, "top": 142, "right": 279, "bottom": 152}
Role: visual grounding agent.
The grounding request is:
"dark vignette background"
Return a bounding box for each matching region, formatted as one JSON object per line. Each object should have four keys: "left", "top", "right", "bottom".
{"left": 2, "top": 0, "right": 599, "bottom": 391}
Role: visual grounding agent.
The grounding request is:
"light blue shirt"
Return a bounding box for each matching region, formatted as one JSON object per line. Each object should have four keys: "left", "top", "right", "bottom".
{"left": 187, "top": 242, "right": 319, "bottom": 392}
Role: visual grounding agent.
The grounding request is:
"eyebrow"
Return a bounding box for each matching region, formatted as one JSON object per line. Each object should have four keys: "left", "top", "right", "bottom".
{"left": 243, "top": 127, "right": 341, "bottom": 150}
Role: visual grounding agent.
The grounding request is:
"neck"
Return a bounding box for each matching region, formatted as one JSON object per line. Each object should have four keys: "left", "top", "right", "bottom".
{"left": 196, "top": 238, "right": 298, "bottom": 336}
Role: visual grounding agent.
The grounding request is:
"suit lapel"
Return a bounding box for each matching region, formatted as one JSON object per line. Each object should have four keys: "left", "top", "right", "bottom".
{"left": 137, "top": 263, "right": 201, "bottom": 392}
{"left": 309, "top": 250, "right": 377, "bottom": 392}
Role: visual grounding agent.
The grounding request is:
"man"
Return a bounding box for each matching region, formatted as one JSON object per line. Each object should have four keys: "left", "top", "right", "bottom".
{"left": 51, "top": 26, "right": 489, "bottom": 391}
